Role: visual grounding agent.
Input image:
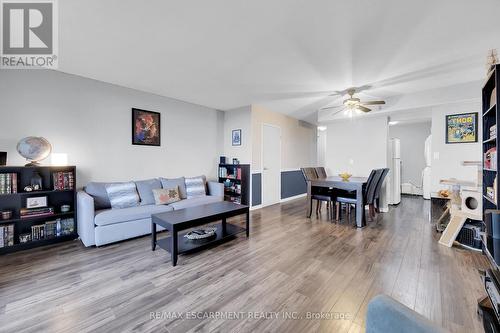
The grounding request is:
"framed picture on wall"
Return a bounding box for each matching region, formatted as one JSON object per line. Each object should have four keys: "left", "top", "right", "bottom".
{"left": 232, "top": 129, "right": 242, "bottom": 146}
{"left": 132, "top": 108, "right": 161, "bottom": 146}
{"left": 445, "top": 112, "right": 478, "bottom": 144}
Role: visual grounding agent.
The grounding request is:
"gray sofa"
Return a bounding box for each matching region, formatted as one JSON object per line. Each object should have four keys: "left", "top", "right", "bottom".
{"left": 77, "top": 176, "right": 224, "bottom": 247}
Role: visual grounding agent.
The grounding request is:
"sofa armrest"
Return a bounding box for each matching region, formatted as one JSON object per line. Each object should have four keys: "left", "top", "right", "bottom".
{"left": 207, "top": 181, "right": 224, "bottom": 198}
{"left": 77, "top": 190, "right": 96, "bottom": 247}
{"left": 366, "top": 295, "right": 445, "bottom": 333}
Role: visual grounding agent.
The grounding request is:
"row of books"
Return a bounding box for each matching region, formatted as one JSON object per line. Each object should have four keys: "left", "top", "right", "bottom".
{"left": 490, "top": 124, "right": 497, "bottom": 140}
{"left": 0, "top": 224, "right": 14, "bottom": 247}
{"left": 0, "top": 173, "right": 18, "bottom": 194}
{"left": 20, "top": 207, "right": 55, "bottom": 219}
{"left": 218, "top": 167, "right": 242, "bottom": 180}
{"left": 19, "top": 218, "right": 75, "bottom": 244}
{"left": 53, "top": 171, "right": 75, "bottom": 191}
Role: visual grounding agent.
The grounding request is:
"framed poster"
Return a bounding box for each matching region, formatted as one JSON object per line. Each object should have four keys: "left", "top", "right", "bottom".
{"left": 26, "top": 196, "right": 48, "bottom": 209}
{"left": 232, "top": 129, "right": 242, "bottom": 146}
{"left": 132, "top": 108, "right": 161, "bottom": 146}
{"left": 445, "top": 112, "right": 478, "bottom": 144}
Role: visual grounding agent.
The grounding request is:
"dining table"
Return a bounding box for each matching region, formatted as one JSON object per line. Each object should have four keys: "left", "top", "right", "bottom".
{"left": 306, "top": 176, "right": 368, "bottom": 228}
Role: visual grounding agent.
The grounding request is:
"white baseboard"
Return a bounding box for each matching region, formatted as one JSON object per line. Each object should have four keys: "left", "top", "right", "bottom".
{"left": 250, "top": 193, "right": 307, "bottom": 210}
{"left": 250, "top": 204, "right": 262, "bottom": 211}
{"left": 280, "top": 193, "right": 307, "bottom": 203}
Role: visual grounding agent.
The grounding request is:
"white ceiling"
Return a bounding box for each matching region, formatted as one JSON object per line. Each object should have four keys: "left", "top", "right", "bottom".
{"left": 59, "top": 0, "right": 500, "bottom": 123}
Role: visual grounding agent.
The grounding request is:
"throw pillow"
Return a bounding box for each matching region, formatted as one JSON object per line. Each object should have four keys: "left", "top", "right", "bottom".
{"left": 153, "top": 187, "right": 181, "bottom": 205}
{"left": 85, "top": 182, "right": 121, "bottom": 210}
{"left": 185, "top": 176, "right": 207, "bottom": 199}
{"left": 160, "top": 177, "right": 187, "bottom": 199}
{"left": 105, "top": 182, "right": 140, "bottom": 209}
{"left": 135, "top": 178, "right": 162, "bottom": 205}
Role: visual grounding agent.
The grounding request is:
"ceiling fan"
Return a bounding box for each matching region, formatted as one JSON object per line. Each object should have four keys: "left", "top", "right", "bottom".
{"left": 319, "top": 88, "right": 386, "bottom": 116}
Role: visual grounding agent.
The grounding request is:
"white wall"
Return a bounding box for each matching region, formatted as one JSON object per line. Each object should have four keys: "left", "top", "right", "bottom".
{"left": 325, "top": 116, "right": 389, "bottom": 210}
{"left": 430, "top": 100, "right": 482, "bottom": 191}
{"left": 223, "top": 106, "right": 252, "bottom": 164}
{"left": 389, "top": 121, "right": 431, "bottom": 187}
{"left": 325, "top": 117, "right": 389, "bottom": 176}
{"left": 0, "top": 70, "right": 222, "bottom": 187}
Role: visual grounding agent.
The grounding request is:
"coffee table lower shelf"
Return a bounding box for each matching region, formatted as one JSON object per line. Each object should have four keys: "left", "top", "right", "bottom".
{"left": 156, "top": 222, "right": 245, "bottom": 255}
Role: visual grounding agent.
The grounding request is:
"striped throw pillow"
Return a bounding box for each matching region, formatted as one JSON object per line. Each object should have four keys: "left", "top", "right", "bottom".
{"left": 105, "top": 182, "right": 140, "bottom": 209}
{"left": 185, "top": 176, "right": 207, "bottom": 199}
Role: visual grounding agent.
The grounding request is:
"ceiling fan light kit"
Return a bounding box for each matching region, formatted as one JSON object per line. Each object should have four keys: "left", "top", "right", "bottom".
{"left": 320, "top": 87, "right": 386, "bottom": 117}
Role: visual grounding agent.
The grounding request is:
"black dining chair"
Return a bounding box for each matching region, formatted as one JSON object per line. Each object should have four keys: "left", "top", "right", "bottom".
{"left": 315, "top": 167, "right": 328, "bottom": 178}
{"left": 371, "top": 168, "right": 390, "bottom": 217}
{"left": 301, "top": 167, "right": 335, "bottom": 220}
{"left": 335, "top": 169, "right": 382, "bottom": 223}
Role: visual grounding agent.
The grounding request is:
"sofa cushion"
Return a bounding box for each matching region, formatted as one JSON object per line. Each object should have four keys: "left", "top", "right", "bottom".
{"left": 160, "top": 177, "right": 187, "bottom": 199}
{"left": 135, "top": 178, "right": 162, "bottom": 205}
{"left": 94, "top": 204, "right": 174, "bottom": 226}
{"left": 185, "top": 176, "right": 207, "bottom": 199}
{"left": 153, "top": 187, "right": 181, "bottom": 205}
{"left": 85, "top": 182, "right": 120, "bottom": 210}
{"left": 170, "top": 195, "right": 221, "bottom": 210}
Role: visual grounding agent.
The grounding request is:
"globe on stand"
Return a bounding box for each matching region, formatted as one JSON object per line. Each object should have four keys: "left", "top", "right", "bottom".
{"left": 16, "top": 137, "right": 52, "bottom": 166}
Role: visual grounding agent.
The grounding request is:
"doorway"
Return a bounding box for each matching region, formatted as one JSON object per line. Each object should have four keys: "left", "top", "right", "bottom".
{"left": 388, "top": 120, "right": 432, "bottom": 203}
{"left": 262, "top": 124, "right": 281, "bottom": 206}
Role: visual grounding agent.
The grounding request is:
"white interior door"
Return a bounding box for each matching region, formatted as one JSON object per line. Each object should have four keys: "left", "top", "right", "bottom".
{"left": 262, "top": 124, "right": 281, "bottom": 206}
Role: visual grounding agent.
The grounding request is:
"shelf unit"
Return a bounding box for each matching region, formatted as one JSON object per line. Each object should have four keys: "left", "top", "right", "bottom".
{"left": 482, "top": 64, "right": 500, "bottom": 266}
{"left": 0, "top": 166, "right": 77, "bottom": 254}
{"left": 218, "top": 164, "right": 250, "bottom": 205}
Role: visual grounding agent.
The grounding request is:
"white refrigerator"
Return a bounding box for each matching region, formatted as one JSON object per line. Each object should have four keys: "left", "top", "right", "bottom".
{"left": 389, "top": 138, "right": 401, "bottom": 205}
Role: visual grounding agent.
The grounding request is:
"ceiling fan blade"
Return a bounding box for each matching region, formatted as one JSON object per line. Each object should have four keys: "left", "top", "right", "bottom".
{"left": 362, "top": 100, "right": 386, "bottom": 105}
{"left": 330, "top": 107, "right": 347, "bottom": 116}
{"left": 357, "top": 105, "right": 371, "bottom": 112}
{"left": 319, "top": 104, "right": 344, "bottom": 111}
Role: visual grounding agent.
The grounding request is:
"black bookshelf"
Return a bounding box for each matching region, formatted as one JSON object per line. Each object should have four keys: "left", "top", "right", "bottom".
{"left": 218, "top": 164, "right": 250, "bottom": 205}
{"left": 0, "top": 166, "right": 77, "bottom": 254}
{"left": 482, "top": 64, "right": 500, "bottom": 266}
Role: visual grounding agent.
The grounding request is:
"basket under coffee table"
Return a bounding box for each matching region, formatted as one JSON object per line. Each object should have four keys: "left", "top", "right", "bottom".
{"left": 151, "top": 201, "right": 249, "bottom": 266}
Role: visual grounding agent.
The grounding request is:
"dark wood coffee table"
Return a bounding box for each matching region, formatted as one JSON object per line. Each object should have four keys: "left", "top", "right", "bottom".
{"left": 151, "top": 201, "right": 249, "bottom": 266}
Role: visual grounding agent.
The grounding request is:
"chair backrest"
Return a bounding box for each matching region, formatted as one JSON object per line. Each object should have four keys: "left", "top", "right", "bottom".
{"left": 365, "top": 169, "right": 383, "bottom": 204}
{"left": 373, "top": 168, "right": 390, "bottom": 200}
{"left": 300, "top": 168, "right": 318, "bottom": 181}
{"left": 315, "top": 167, "right": 327, "bottom": 178}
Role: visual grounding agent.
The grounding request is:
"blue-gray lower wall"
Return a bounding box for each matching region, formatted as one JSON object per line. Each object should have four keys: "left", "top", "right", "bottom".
{"left": 252, "top": 170, "right": 306, "bottom": 206}
{"left": 252, "top": 173, "right": 262, "bottom": 206}
{"left": 281, "top": 170, "right": 306, "bottom": 198}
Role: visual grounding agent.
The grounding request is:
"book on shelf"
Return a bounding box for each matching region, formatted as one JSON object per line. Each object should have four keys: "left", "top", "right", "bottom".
{"left": 0, "top": 173, "right": 17, "bottom": 194}
{"left": 236, "top": 168, "right": 242, "bottom": 180}
{"left": 52, "top": 171, "right": 75, "bottom": 191}
{"left": 0, "top": 224, "right": 14, "bottom": 248}
{"left": 60, "top": 218, "right": 75, "bottom": 235}
{"left": 20, "top": 207, "right": 55, "bottom": 219}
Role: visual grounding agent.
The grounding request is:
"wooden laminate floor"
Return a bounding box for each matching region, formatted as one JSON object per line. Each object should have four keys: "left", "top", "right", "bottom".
{"left": 0, "top": 196, "right": 490, "bottom": 333}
